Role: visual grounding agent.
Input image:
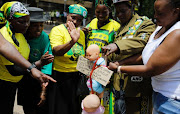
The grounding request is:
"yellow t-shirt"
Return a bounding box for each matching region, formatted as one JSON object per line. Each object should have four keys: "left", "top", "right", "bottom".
{"left": 49, "top": 24, "right": 85, "bottom": 72}
{"left": 86, "top": 18, "right": 120, "bottom": 49}
{"left": 0, "top": 26, "right": 30, "bottom": 83}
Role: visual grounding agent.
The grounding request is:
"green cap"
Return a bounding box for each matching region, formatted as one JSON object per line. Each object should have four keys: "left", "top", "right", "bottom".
{"left": 69, "top": 4, "right": 88, "bottom": 18}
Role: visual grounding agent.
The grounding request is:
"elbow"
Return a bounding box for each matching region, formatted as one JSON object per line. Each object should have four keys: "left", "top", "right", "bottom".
{"left": 142, "top": 66, "right": 157, "bottom": 77}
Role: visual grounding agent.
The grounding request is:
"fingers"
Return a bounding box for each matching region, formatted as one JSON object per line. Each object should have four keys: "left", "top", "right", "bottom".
{"left": 106, "top": 50, "right": 113, "bottom": 56}
{"left": 37, "top": 98, "right": 45, "bottom": 107}
{"left": 43, "top": 75, "right": 57, "bottom": 83}
{"left": 114, "top": 61, "right": 120, "bottom": 66}
{"left": 43, "top": 54, "right": 54, "bottom": 59}
{"left": 42, "top": 82, "right": 49, "bottom": 87}
{"left": 67, "top": 21, "right": 75, "bottom": 31}
{"left": 102, "top": 46, "right": 110, "bottom": 56}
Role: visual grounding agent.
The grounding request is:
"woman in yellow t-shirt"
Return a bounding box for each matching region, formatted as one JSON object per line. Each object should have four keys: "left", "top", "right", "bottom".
{"left": 82, "top": 0, "right": 120, "bottom": 113}
{"left": 0, "top": 2, "right": 30, "bottom": 114}
{"left": 0, "top": 2, "right": 55, "bottom": 114}
{"left": 48, "top": 4, "right": 88, "bottom": 114}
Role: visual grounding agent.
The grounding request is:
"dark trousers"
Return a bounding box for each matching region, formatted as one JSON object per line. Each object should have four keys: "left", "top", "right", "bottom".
{"left": 47, "top": 71, "right": 81, "bottom": 114}
{"left": 0, "top": 79, "right": 17, "bottom": 114}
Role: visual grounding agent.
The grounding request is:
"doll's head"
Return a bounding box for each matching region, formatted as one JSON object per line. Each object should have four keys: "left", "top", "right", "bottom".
{"left": 86, "top": 44, "right": 100, "bottom": 61}
{"left": 82, "top": 94, "right": 100, "bottom": 113}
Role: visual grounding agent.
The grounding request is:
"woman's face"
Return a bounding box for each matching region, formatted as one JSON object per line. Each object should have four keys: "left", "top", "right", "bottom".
{"left": 27, "top": 22, "right": 44, "bottom": 38}
{"left": 154, "top": 0, "right": 179, "bottom": 27}
{"left": 66, "top": 13, "right": 83, "bottom": 27}
{"left": 115, "top": 3, "right": 132, "bottom": 25}
{"left": 95, "top": 4, "right": 109, "bottom": 23}
{"left": 9, "top": 15, "right": 30, "bottom": 34}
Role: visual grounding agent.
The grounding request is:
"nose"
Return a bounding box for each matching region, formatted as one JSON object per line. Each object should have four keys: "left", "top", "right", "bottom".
{"left": 25, "top": 21, "right": 30, "bottom": 28}
{"left": 73, "top": 19, "right": 77, "bottom": 24}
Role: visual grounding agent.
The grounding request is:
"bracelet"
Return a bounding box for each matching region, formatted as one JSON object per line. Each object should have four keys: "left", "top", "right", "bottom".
{"left": 117, "top": 66, "right": 122, "bottom": 73}
{"left": 26, "top": 63, "right": 37, "bottom": 73}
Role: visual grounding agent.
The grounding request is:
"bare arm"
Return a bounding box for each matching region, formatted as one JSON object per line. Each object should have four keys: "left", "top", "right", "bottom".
{"left": 0, "top": 33, "right": 56, "bottom": 84}
{"left": 53, "top": 21, "right": 80, "bottom": 56}
{"left": 109, "top": 29, "right": 180, "bottom": 77}
{"left": 115, "top": 53, "right": 142, "bottom": 65}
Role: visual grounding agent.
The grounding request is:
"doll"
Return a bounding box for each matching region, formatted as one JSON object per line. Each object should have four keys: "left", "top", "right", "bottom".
{"left": 82, "top": 94, "right": 105, "bottom": 114}
{"left": 85, "top": 44, "right": 106, "bottom": 98}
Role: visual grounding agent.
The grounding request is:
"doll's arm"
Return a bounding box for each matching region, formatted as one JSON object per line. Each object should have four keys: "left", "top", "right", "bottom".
{"left": 37, "top": 86, "right": 46, "bottom": 107}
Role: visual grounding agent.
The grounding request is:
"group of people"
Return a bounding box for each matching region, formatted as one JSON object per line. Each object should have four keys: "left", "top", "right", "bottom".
{"left": 0, "top": 0, "right": 179, "bottom": 114}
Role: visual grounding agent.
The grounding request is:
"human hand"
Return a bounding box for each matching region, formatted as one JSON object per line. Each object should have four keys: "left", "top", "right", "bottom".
{"left": 37, "top": 86, "right": 46, "bottom": 107}
{"left": 114, "top": 61, "right": 120, "bottom": 66}
{"left": 101, "top": 43, "right": 118, "bottom": 56}
{"left": 67, "top": 21, "right": 80, "bottom": 43}
{"left": 40, "top": 51, "right": 54, "bottom": 66}
{"left": 82, "top": 27, "right": 91, "bottom": 36}
{"left": 30, "top": 68, "right": 56, "bottom": 86}
{"left": 108, "top": 62, "right": 118, "bottom": 72}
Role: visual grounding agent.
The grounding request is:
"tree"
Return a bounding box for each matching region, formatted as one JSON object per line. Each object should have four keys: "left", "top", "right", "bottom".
{"left": 138, "top": 0, "right": 155, "bottom": 20}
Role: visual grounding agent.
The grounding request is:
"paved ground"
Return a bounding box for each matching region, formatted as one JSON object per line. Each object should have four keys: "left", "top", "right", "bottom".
{"left": 14, "top": 91, "right": 24, "bottom": 114}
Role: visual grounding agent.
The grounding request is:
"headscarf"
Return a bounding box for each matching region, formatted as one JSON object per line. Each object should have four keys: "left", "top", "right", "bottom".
{"left": 0, "top": 1, "right": 29, "bottom": 46}
{"left": 95, "top": 0, "right": 112, "bottom": 9}
{"left": 69, "top": 4, "right": 88, "bottom": 18}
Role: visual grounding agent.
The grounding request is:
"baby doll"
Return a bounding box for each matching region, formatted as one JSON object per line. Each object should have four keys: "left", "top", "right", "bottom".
{"left": 82, "top": 94, "right": 105, "bottom": 114}
{"left": 85, "top": 44, "right": 105, "bottom": 98}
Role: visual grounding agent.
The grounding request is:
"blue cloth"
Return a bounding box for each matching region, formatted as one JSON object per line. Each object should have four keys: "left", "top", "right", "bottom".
{"left": 152, "top": 91, "right": 180, "bottom": 114}
{"left": 95, "top": 57, "right": 106, "bottom": 66}
{"left": 87, "top": 79, "right": 104, "bottom": 94}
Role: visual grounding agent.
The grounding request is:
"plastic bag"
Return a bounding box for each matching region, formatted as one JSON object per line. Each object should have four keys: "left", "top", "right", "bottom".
{"left": 113, "top": 79, "right": 126, "bottom": 114}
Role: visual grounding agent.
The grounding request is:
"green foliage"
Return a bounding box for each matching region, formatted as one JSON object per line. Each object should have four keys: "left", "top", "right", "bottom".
{"left": 137, "top": 0, "right": 155, "bottom": 19}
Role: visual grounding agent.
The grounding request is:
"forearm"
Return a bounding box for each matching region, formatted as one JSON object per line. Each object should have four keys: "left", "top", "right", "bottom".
{"left": 53, "top": 40, "right": 75, "bottom": 56}
{"left": 120, "top": 65, "right": 154, "bottom": 77}
{"left": 118, "top": 53, "right": 142, "bottom": 65}
{"left": 34, "top": 60, "right": 42, "bottom": 69}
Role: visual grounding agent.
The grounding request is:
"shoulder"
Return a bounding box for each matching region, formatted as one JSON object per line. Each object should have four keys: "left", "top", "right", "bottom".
{"left": 134, "top": 14, "right": 155, "bottom": 30}
{"left": 88, "top": 18, "right": 98, "bottom": 25}
{"left": 169, "top": 29, "right": 180, "bottom": 39}
{"left": 110, "top": 19, "right": 120, "bottom": 24}
{"left": 139, "top": 15, "right": 154, "bottom": 25}
{"left": 49, "top": 24, "right": 66, "bottom": 37}
{"left": 41, "top": 31, "right": 49, "bottom": 38}
{"left": 163, "top": 29, "right": 180, "bottom": 48}
{"left": 0, "top": 26, "right": 8, "bottom": 36}
{"left": 109, "top": 19, "right": 120, "bottom": 30}
{"left": 91, "top": 18, "right": 98, "bottom": 23}
{"left": 51, "top": 24, "right": 65, "bottom": 32}
{"left": 41, "top": 31, "right": 50, "bottom": 41}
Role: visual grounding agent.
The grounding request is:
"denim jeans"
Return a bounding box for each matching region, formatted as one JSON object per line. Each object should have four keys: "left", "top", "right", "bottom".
{"left": 152, "top": 91, "right": 180, "bottom": 114}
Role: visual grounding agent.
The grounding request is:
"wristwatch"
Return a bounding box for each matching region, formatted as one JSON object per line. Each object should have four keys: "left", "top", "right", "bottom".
{"left": 27, "top": 63, "right": 37, "bottom": 73}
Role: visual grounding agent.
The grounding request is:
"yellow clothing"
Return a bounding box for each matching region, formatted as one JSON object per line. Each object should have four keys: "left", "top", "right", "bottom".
{"left": 86, "top": 18, "right": 120, "bottom": 50}
{"left": 49, "top": 24, "right": 85, "bottom": 72}
{"left": 0, "top": 26, "right": 30, "bottom": 83}
{"left": 86, "top": 18, "right": 120, "bottom": 114}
